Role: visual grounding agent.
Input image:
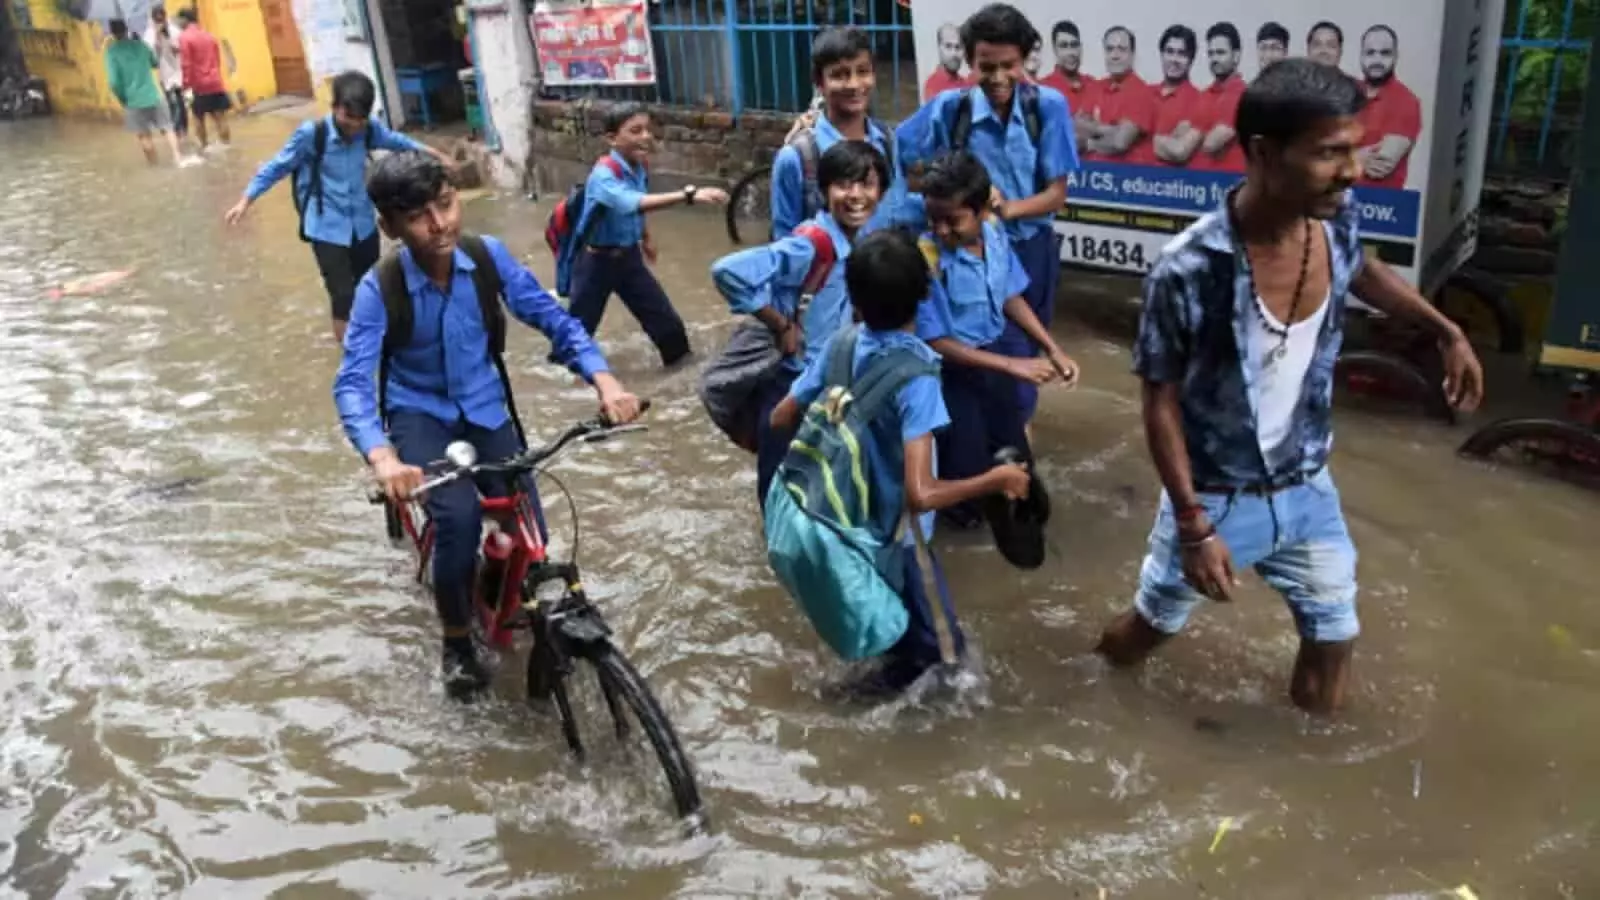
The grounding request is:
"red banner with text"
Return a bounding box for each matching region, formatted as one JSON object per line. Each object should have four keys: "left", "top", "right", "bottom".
{"left": 531, "top": 0, "right": 657, "bottom": 87}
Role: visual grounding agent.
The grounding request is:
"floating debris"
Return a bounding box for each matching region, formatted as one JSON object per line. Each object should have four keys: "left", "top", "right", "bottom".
{"left": 48, "top": 269, "right": 136, "bottom": 299}
{"left": 1207, "top": 817, "right": 1234, "bottom": 854}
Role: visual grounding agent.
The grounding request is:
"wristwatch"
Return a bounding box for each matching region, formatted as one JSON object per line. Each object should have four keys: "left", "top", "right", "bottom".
{"left": 682, "top": 185, "right": 699, "bottom": 205}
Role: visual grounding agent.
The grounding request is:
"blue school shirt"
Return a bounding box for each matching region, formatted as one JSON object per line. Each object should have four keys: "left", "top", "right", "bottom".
{"left": 789, "top": 328, "right": 949, "bottom": 543}
{"left": 770, "top": 116, "right": 910, "bottom": 238}
{"left": 914, "top": 219, "right": 1032, "bottom": 348}
{"left": 581, "top": 150, "right": 647, "bottom": 247}
{"left": 244, "top": 115, "right": 428, "bottom": 247}
{"left": 709, "top": 212, "right": 855, "bottom": 375}
{"left": 919, "top": 85, "right": 1079, "bottom": 242}
{"left": 333, "top": 236, "right": 609, "bottom": 458}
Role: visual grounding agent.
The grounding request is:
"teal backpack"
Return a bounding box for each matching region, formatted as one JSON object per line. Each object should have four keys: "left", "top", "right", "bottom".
{"left": 763, "top": 326, "right": 951, "bottom": 661}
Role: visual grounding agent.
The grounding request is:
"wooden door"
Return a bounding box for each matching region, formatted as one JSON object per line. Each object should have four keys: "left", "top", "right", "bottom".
{"left": 259, "top": 0, "right": 312, "bottom": 96}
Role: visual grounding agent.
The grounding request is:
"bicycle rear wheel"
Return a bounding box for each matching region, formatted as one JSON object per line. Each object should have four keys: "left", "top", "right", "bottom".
{"left": 540, "top": 640, "right": 704, "bottom": 823}
{"left": 725, "top": 165, "right": 773, "bottom": 245}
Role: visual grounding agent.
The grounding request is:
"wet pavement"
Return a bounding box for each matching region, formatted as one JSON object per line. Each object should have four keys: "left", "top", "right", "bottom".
{"left": 1, "top": 115, "right": 1597, "bottom": 898}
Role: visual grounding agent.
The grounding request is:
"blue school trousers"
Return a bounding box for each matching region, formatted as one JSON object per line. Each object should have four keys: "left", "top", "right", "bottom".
{"left": 994, "top": 228, "right": 1064, "bottom": 420}
{"left": 568, "top": 245, "right": 691, "bottom": 365}
{"left": 936, "top": 353, "right": 1031, "bottom": 527}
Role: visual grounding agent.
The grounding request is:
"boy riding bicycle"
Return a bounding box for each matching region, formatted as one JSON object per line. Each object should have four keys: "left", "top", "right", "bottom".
{"left": 332, "top": 151, "right": 643, "bottom": 701}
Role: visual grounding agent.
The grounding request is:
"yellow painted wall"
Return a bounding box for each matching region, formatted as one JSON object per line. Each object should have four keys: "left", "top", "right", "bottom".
{"left": 17, "top": 0, "right": 283, "bottom": 117}
{"left": 19, "top": 0, "right": 120, "bottom": 119}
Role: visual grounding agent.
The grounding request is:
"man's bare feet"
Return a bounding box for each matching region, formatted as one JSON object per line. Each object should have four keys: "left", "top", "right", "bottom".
{"left": 1095, "top": 610, "right": 1173, "bottom": 667}
{"left": 1289, "top": 639, "right": 1354, "bottom": 714}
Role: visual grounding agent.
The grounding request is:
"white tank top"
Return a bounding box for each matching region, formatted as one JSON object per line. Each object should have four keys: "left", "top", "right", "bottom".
{"left": 1249, "top": 290, "right": 1330, "bottom": 469}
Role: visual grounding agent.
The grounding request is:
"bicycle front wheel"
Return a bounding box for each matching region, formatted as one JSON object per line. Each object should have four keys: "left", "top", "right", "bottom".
{"left": 544, "top": 640, "right": 705, "bottom": 823}
{"left": 725, "top": 165, "right": 773, "bottom": 245}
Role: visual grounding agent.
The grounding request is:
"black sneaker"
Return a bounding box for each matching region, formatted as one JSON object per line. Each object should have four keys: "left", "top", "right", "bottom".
{"left": 442, "top": 637, "right": 491, "bottom": 702}
{"left": 983, "top": 447, "right": 1048, "bottom": 570}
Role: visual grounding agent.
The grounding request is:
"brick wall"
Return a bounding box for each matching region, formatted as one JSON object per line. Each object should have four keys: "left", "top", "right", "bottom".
{"left": 528, "top": 97, "right": 795, "bottom": 194}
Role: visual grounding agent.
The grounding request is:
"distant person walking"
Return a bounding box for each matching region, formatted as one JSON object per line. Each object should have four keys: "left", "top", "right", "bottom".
{"left": 144, "top": 4, "right": 192, "bottom": 156}
{"left": 175, "top": 7, "right": 231, "bottom": 151}
{"left": 103, "top": 19, "right": 190, "bottom": 166}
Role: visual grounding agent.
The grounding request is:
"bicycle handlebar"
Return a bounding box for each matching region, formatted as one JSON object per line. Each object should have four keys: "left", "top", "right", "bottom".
{"left": 368, "top": 399, "right": 651, "bottom": 504}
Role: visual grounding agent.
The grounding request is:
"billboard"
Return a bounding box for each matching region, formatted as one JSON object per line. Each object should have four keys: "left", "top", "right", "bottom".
{"left": 532, "top": 0, "right": 657, "bottom": 87}
{"left": 912, "top": 0, "right": 1503, "bottom": 289}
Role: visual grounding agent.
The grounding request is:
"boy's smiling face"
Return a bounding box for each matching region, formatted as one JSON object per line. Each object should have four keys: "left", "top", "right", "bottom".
{"left": 607, "top": 113, "right": 655, "bottom": 166}
{"left": 817, "top": 50, "right": 875, "bottom": 119}
{"left": 825, "top": 170, "right": 882, "bottom": 232}
{"left": 924, "top": 196, "right": 984, "bottom": 251}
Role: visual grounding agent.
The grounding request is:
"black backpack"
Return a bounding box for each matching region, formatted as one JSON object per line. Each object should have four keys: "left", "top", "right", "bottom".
{"left": 372, "top": 234, "right": 526, "bottom": 446}
{"left": 293, "top": 119, "right": 377, "bottom": 243}
{"left": 945, "top": 83, "right": 1047, "bottom": 193}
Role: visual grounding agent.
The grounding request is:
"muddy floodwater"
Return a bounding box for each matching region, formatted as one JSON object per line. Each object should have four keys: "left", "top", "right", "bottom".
{"left": 1, "top": 116, "right": 1596, "bottom": 899}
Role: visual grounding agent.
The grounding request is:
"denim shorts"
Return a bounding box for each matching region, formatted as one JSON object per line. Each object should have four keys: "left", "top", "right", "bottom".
{"left": 1133, "top": 469, "right": 1360, "bottom": 643}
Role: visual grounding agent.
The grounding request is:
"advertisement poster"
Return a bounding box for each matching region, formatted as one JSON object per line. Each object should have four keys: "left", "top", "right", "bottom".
{"left": 913, "top": 0, "right": 1502, "bottom": 287}
{"left": 531, "top": 0, "right": 656, "bottom": 87}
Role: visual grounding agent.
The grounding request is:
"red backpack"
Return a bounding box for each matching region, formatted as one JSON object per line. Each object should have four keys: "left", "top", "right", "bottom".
{"left": 545, "top": 155, "right": 640, "bottom": 295}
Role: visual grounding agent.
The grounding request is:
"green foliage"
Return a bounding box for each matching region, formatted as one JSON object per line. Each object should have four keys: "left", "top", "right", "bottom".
{"left": 1503, "top": 0, "right": 1595, "bottom": 124}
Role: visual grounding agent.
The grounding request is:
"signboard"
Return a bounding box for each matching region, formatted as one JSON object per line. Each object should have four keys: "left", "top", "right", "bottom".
{"left": 912, "top": 0, "right": 1504, "bottom": 288}
{"left": 531, "top": 0, "right": 656, "bottom": 87}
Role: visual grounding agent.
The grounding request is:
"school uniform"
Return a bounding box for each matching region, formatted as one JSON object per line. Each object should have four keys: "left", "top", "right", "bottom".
{"left": 710, "top": 212, "right": 856, "bottom": 507}
{"left": 569, "top": 150, "right": 691, "bottom": 365}
{"left": 919, "top": 84, "right": 1079, "bottom": 420}
{"left": 769, "top": 115, "right": 911, "bottom": 239}
{"left": 788, "top": 327, "right": 963, "bottom": 689}
{"left": 915, "top": 220, "right": 1033, "bottom": 524}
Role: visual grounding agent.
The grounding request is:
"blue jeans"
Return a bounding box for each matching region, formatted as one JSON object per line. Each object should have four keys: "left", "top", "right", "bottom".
{"left": 994, "top": 228, "right": 1063, "bottom": 421}
{"left": 1133, "top": 469, "right": 1360, "bottom": 643}
{"left": 568, "top": 245, "right": 690, "bottom": 365}
{"left": 388, "top": 411, "right": 547, "bottom": 631}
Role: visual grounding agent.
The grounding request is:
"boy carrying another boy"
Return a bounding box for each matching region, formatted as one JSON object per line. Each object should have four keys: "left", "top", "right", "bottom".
{"left": 915, "top": 151, "right": 1080, "bottom": 527}
{"left": 566, "top": 103, "right": 729, "bottom": 367}
{"left": 711, "top": 141, "right": 890, "bottom": 507}
{"left": 770, "top": 28, "right": 910, "bottom": 239}
{"left": 766, "top": 229, "right": 1031, "bottom": 697}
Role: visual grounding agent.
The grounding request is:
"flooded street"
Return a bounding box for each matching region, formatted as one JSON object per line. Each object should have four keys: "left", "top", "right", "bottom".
{"left": 2, "top": 115, "right": 1597, "bottom": 898}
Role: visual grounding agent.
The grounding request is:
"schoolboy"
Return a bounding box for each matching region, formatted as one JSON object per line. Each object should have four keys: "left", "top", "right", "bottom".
{"left": 770, "top": 229, "right": 1031, "bottom": 694}
{"left": 918, "top": 3, "right": 1079, "bottom": 424}
{"left": 568, "top": 103, "right": 730, "bottom": 366}
{"left": 770, "top": 27, "right": 908, "bottom": 238}
{"left": 711, "top": 140, "right": 890, "bottom": 507}
{"left": 914, "top": 151, "right": 1079, "bottom": 526}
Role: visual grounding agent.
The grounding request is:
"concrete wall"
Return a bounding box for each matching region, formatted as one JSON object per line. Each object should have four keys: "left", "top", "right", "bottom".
{"left": 468, "top": 2, "right": 537, "bottom": 190}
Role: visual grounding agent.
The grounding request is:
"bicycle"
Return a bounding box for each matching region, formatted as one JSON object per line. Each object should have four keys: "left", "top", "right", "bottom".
{"left": 1458, "top": 371, "right": 1600, "bottom": 489}
{"left": 724, "top": 94, "right": 825, "bottom": 246}
{"left": 371, "top": 405, "right": 706, "bottom": 825}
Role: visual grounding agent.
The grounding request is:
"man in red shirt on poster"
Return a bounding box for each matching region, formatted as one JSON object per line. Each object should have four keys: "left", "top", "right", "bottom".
{"left": 1355, "top": 24, "right": 1422, "bottom": 189}
{"left": 923, "top": 22, "right": 971, "bottom": 101}
{"left": 1146, "top": 24, "right": 1204, "bottom": 167}
{"left": 1082, "top": 26, "right": 1154, "bottom": 164}
{"left": 1194, "top": 22, "right": 1247, "bottom": 172}
{"left": 175, "top": 8, "right": 231, "bottom": 151}
{"left": 1039, "top": 20, "right": 1099, "bottom": 152}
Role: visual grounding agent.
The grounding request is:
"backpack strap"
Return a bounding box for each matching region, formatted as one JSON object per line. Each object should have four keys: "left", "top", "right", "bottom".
{"left": 874, "top": 119, "right": 897, "bottom": 178}
{"left": 948, "top": 89, "right": 975, "bottom": 152}
{"left": 821, "top": 323, "right": 860, "bottom": 390}
{"left": 899, "top": 510, "right": 957, "bottom": 664}
{"left": 457, "top": 233, "right": 526, "bottom": 448}
{"left": 787, "top": 130, "right": 822, "bottom": 221}
{"left": 374, "top": 252, "right": 409, "bottom": 427}
{"left": 845, "top": 347, "right": 938, "bottom": 430}
{"left": 792, "top": 222, "right": 837, "bottom": 304}
{"left": 1018, "top": 83, "right": 1047, "bottom": 192}
{"left": 916, "top": 236, "right": 947, "bottom": 290}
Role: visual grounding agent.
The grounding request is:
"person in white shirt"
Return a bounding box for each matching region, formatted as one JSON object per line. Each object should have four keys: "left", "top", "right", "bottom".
{"left": 145, "top": 4, "right": 193, "bottom": 156}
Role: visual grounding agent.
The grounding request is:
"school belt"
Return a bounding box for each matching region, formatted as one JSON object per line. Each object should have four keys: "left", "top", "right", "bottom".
{"left": 584, "top": 244, "right": 636, "bottom": 255}
{"left": 1194, "top": 466, "right": 1323, "bottom": 497}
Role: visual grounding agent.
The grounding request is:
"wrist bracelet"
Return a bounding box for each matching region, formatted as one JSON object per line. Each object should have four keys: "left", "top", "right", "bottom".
{"left": 1179, "top": 527, "right": 1217, "bottom": 548}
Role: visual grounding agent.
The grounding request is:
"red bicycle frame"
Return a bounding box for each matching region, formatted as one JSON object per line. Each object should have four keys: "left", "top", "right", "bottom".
{"left": 393, "top": 485, "right": 549, "bottom": 650}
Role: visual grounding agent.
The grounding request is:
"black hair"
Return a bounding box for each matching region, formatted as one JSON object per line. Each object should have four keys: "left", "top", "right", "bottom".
{"left": 1256, "top": 22, "right": 1290, "bottom": 46}
{"left": 811, "top": 27, "right": 873, "bottom": 84}
{"left": 602, "top": 102, "right": 651, "bottom": 135}
{"left": 1104, "top": 25, "right": 1136, "bottom": 52}
{"left": 1236, "top": 58, "right": 1366, "bottom": 161}
{"left": 919, "top": 150, "right": 991, "bottom": 214}
{"left": 108, "top": 18, "right": 129, "bottom": 39}
{"left": 368, "top": 150, "right": 453, "bottom": 220}
{"left": 1051, "top": 20, "right": 1080, "bottom": 43}
{"left": 845, "top": 230, "right": 929, "bottom": 332}
{"left": 1362, "top": 24, "right": 1399, "bottom": 46}
{"left": 959, "top": 3, "right": 1041, "bottom": 60}
{"left": 817, "top": 140, "right": 890, "bottom": 197}
{"left": 1307, "top": 21, "right": 1343, "bottom": 46}
{"left": 330, "top": 71, "right": 377, "bottom": 117}
{"left": 176, "top": 7, "right": 197, "bottom": 24}
{"left": 1206, "top": 22, "right": 1241, "bottom": 52}
{"left": 1158, "top": 24, "right": 1197, "bottom": 60}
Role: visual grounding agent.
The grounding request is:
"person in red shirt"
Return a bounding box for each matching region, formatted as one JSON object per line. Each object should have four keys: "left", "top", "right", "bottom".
{"left": 176, "top": 7, "right": 232, "bottom": 150}
{"left": 1195, "top": 22, "right": 1247, "bottom": 172}
{"left": 1306, "top": 21, "right": 1344, "bottom": 68}
{"left": 1038, "top": 20, "right": 1099, "bottom": 153}
{"left": 1082, "top": 26, "right": 1154, "bottom": 164}
{"left": 923, "top": 22, "right": 971, "bottom": 101}
{"left": 1355, "top": 24, "right": 1422, "bottom": 189}
{"left": 1146, "top": 24, "right": 1204, "bottom": 167}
